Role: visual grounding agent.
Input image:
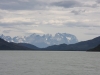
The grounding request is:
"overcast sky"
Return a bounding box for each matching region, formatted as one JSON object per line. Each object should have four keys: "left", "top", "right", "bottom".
{"left": 0, "top": 0, "right": 100, "bottom": 41}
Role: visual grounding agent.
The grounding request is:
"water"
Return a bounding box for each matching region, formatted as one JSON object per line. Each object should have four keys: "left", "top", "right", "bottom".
{"left": 0, "top": 51, "right": 100, "bottom": 75}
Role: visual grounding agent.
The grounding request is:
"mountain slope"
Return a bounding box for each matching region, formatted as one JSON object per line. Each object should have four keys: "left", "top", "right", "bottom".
{"left": 43, "top": 36, "right": 100, "bottom": 51}
{"left": 18, "top": 43, "right": 39, "bottom": 50}
{"left": 42, "top": 44, "right": 68, "bottom": 51}
{"left": 0, "top": 38, "right": 31, "bottom": 50}
{"left": 88, "top": 44, "right": 100, "bottom": 52}
{"left": 0, "top": 38, "right": 13, "bottom": 50}
{"left": 68, "top": 36, "right": 100, "bottom": 51}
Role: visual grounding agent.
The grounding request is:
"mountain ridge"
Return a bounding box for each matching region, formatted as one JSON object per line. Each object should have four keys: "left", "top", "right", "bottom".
{"left": 0, "top": 38, "right": 32, "bottom": 50}
{"left": 0, "top": 33, "right": 78, "bottom": 48}
{"left": 0, "top": 36, "right": 100, "bottom": 51}
{"left": 42, "top": 36, "right": 100, "bottom": 51}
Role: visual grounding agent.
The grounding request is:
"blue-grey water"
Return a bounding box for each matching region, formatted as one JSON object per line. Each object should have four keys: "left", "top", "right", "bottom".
{"left": 0, "top": 51, "right": 100, "bottom": 75}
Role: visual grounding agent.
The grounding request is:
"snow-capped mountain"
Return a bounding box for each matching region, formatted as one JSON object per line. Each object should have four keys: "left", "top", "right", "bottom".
{"left": 0, "top": 33, "right": 78, "bottom": 48}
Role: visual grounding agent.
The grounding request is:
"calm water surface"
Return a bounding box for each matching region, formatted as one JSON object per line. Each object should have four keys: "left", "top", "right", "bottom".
{"left": 0, "top": 51, "right": 100, "bottom": 75}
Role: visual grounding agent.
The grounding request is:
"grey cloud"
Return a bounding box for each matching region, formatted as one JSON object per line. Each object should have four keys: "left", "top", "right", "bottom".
{"left": 96, "top": 0, "right": 100, "bottom": 3}
{"left": 91, "top": 4, "right": 98, "bottom": 8}
{"left": 64, "top": 22, "right": 100, "bottom": 28}
{"left": 0, "top": 0, "right": 46, "bottom": 10}
{"left": 0, "top": 22, "right": 38, "bottom": 28}
{"left": 65, "top": 22, "right": 90, "bottom": 27}
{"left": 51, "top": 0, "right": 99, "bottom": 8}
{"left": 0, "top": 16, "right": 3, "bottom": 19}
{"left": 51, "top": 0, "right": 82, "bottom": 8}
{"left": 0, "top": 0, "right": 98, "bottom": 10}
{"left": 71, "top": 10, "right": 85, "bottom": 15}
{"left": 84, "top": 4, "right": 98, "bottom": 8}
{"left": 85, "top": 33, "right": 100, "bottom": 35}
{"left": 3, "top": 30, "right": 12, "bottom": 33}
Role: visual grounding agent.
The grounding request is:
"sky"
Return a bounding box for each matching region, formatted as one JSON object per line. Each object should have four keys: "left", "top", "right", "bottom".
{"left": 0, "top": 0, "right": 100, "bottom": 41}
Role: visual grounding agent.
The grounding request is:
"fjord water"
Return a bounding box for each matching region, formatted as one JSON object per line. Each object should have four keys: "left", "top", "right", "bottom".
{"left": 0, "top": 51, "right": 100, "bottom": 75}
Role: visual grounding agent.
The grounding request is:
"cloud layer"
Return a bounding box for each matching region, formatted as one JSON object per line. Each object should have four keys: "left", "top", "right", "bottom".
{"left": 0, "top": 0, "right": 100, "bottom": 41}
{"left": 0, "top": 0, "right": 47, "bottom": 10}
{"left": 51, "top": 0, "right": 82, "bottom": 8}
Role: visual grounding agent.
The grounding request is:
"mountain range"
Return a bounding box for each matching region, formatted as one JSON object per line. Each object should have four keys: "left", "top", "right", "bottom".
{"left": 0, "top": 33, "right": 100, "bottom": 51}
{"left": 43, "top": 36, "right": 100, "bottom": 51}
{"left": 0, "top": 33, "right": 78, "bottom": 48}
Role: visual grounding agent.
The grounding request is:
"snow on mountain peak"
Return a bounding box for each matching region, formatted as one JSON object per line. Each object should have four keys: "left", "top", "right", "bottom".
{"left": 66, "top": 37, "right": 71, "bottom": 40}
{"left": 0, "top": 33, "right": 78, "bottom": 48}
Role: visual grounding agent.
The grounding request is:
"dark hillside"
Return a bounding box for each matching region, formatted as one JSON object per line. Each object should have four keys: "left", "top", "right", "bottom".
{"left": 0, "top": 38, "right": 31, "bottom": 50}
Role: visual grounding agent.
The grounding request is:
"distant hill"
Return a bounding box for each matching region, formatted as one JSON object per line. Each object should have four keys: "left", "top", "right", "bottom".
{"left": 88, "top": 44, "right": 100, "bottom": 52}
{"left": 42, "top": 44, "right": 68, "bottom": 51}
{"left": 18, "top": 43, "right": 39, "bottom": 50}
{"left": 43, "top": 36, "right": 100, "bottom": 51}
{"left": 0, "top": 38, "right": 32, "bottom": 50}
